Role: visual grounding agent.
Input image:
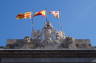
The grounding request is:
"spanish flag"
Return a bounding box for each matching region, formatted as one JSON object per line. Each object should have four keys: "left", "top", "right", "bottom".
{"left": 16, "top": 13, "right": 25, "bottom": 19}
{"left": 34, "top": 10, "right": 46, "bottom": 17}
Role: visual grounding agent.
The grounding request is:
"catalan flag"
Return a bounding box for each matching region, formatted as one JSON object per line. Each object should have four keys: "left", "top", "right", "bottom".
{"left": 24, "top": 12, "right": 32, "bottom": 19}
{"left": 34, "top": 10, "right": 46, "bottom": 17}
{"left": 16, "top": 12, "right": 32, "bottom": 19}
{"left": 16, "top": 13, "right": 25, "bottom": 19}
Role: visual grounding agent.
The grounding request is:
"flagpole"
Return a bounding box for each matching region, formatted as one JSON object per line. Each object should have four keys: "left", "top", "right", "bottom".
{"left": 58, "top": 9, "right": 63, "bottom": 31}
{"left": 31, "top": 17, "right": 34, "bottom": 30}
{"left": 31, "top": 10, "right": 34, "bottom": 38}
{"left": 46, "top": 15, "right": 48, "bottom": 22}
{"left": 45, "top": 8, "right": 48, "bottom": 22}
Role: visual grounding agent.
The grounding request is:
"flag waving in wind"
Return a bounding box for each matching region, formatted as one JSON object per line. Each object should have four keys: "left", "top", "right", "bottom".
{"left": 16, "top": 12, "right": 32, "bottom": 19}
{"left": 16, "top": 13, "right": 25, "bottom": 19}
{"left": 49, "top": 11, "right": 60, "bottom": 18}
{"left": 24, "top": 12, "right": 32, "bottom": 19}
{"left": 33, "top": 10, "right": 46, "bottom": 17}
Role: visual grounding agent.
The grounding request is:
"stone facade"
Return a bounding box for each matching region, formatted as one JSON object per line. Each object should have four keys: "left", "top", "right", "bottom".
{"left": 0, "top": 50, "right": 96, "bottom": 63}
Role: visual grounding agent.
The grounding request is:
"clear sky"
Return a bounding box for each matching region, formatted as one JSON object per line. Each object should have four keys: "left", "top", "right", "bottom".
{"left": 0, "top": 0, "right": 96, "bottom": 46}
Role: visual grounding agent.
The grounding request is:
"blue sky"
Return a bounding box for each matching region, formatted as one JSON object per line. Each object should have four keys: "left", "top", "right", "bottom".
{"left": 0, "top": 0, "right": 96, "bottom": 46}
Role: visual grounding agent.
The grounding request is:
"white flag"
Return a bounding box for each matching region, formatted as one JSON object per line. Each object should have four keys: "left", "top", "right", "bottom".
{"left": 24, "top": 12, "right": 32, "bottom": 19}
{"left": 49, "top": 11, "right": 60, "bottom": 18}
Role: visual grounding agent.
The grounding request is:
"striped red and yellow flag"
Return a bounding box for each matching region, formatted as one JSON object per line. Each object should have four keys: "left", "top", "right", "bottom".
{"left": 24, "top": 12, "right": 32, "bottom": 19}
{"left": 16, "top": 13, "right": 25, "bottom": 19}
